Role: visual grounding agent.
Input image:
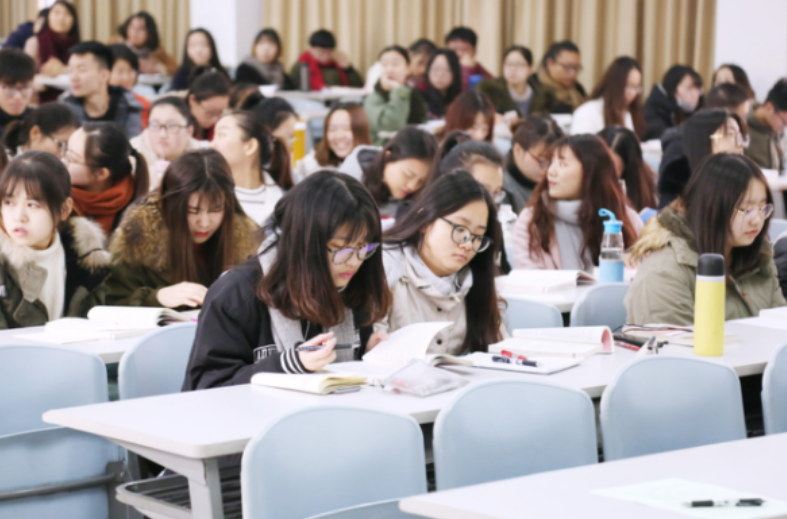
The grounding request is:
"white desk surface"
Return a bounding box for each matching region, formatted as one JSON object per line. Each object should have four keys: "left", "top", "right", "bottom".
{"left": 499, "top": 285, "right": 593, "bottom": 313}
{"left": 400, "top": 433, "right": 787, "bottom": 519}
{"left": 42, "top": 317, "right": 786, "bottom": 461}
{"left": 0, "top": 326, "right": 140, "bottom": 364}
{"left": 272, "top": 87, "right": 366, "bottom": 102}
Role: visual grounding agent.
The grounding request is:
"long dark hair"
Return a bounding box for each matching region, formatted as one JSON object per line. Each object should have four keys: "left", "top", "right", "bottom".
{"left": 251, "top": 98, "right": 297, "bottom": 132}
{"left": 423, "top": 49, "right": 462, "bottom": 116}
{"left": 0, "top": 151, "right": 71, "bottom": 228}
{"left": 587, "top": 56, "right": 645, "bottom": 137}
{"left": 41, "top": 1, "right": 79, "bottom": 39}
{"left": 662, "top": 65, "right": 703, "bottom": 125}
{"left": 252, "top": 28, "right": 282, "bottom": 60}
{"left": 187, "top": 66, "right": 231, "bottom": 99}
{"left": 3, "top": 103, "right": 79, "bottom": 156}
{"left": 713, "top": 64, "right": 755, "bottom": 99}
{"left": 598, "top": 126, "right": 657, "bottom": 211}
{"left": 528, "top": 134, "right": 638, "bottom": 267}
{"left": 180, "top": 28, "right": 223, "bottom": 72}
{"left": 682, "top": 153, "right": 772, "bottom": 275}
{"left": 260, "top": 171, "right": 391, "bottom": 327}
{"left": 442, "top": 91, "right": 495, "bottom": 143}
{"left": 683, "top": 109, "right": 745, "bottom": 171}
{"left": 82, "top": 122, "right": 149, "bottom": 200}
{"left": 384, "top": 170, "right": 503, "bottom": 353}
{"left": 314, "top": 103, "right": 371, "bottom": 167}
{"left": 508, "top": 115, "right": 564, "bottom": 169}
{"left": 118, "top": 11, "right": 160, "bottom": 51}
{"left": 362, "top": 126, "right": 437, "bottom": 205}
{"left": 159, "top": 149, "right": 245, "bottom": 285}
{"left": 225, "top": 110, "right": 293, "bottom": 190}
{"left": 427, "top": 138, "right": 503, "bottom": 187}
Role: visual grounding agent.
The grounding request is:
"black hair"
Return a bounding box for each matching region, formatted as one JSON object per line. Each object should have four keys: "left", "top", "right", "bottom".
{"left": 252, "top": 28, "right": 282, "bottom": 60}
{"left": 180, "top": 28, "right": 223, "bottom": 72}
{"left": 426, "top": 137, "right": 504, "bottom": 188}
{"left": 3, "top": 103, "right": 79, "bottom": 155}
{"left": 598, "top": 126, "right": 657, "bottom": 211}
{"left": 108, "top": 43, "right": 139, "bottom": 72}
{"left": 229, "top": 83, "right": 262, "bottom": 109}
{"left": 683, "top": 109, "right": 745, "bottom": 171}
{"left": 226, "top": 110, "right": 293, "bottom": 190}
{"left": 409, "top": 38, "right": 437, "bottom": 56}
{"left": 69, "top": 41, "right": 114, "bottom": 70}
{"left": 705, "top": 83, "right": 749, "bottom": 111}
{"left": 424, "top": 49, "right": 463, "bottom": 113}
{"left": 445, "top": 27, "right": 478, "bottom": 48}
{"left": 82, "top": 122, "right": 149, "bottom": 200}
{"left": 713, "top": 64, "right": 755, "bottom": 99}
{"left": 187, "top": 67, "right": 232, "bottom": 102}
{"left": 0, "top": 48, "right": 36, "bottom": 86}
{"left": 765, "top": 79, "right": 787, "bottom": 112}
{"left": 251, "top": 98, "right": 297, "bottom": 132}
{"left": 148, "top": 97, "right": 197, "bottom": 131}
{"left": 118, "top": 11, "right": 160, "bottom": 51}
{"left": 41, "top": 1, "right": 79, "bottom": 39}
{"left": 309, "top": 29, "right": 336, "bottom": 49}
{"left": 0, "top": 151, "right": 71, "bottom": 225}
{"left": 541, "top": 40, "right": 580, "bottom": 68}
{"left": 662, "top": 65, "right": 703, "bottom": 101}
{"left": 502, "top": 45, "right": 533, "bottom": 67}
{"left": 378, "top": 45, "right": 410, "bottom": 64}
{"left": 384, "top": 170, "right": 503, "bottom": 353}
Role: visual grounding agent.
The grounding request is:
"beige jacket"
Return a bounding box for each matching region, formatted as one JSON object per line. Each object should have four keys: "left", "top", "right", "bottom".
{"left": 625, "top": 208, "right": 786, "bottom": 326}
{"left": 130, "top": 130, "right": 210, "bottom": 192}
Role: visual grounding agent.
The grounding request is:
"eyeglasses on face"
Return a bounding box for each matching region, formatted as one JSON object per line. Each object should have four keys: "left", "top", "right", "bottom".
{"left": 736, "top": 204, "right": 774, "bottom": 220}
{"left": 326, "top": 243, "right": 380, "bottom": 265}
{"left": 440, "top": 217, "right": 492, "bottom": 253}
{"left": 149, "top": 122, "right": 188, "bottom": 134}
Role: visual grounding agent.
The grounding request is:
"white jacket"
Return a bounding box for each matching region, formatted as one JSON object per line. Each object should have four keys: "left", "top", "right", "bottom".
{"left": 130, "top": 130, "right": 210, "bottom": 191}
{"left": 292, "top": 150, "right": 338, "bottom": 183}
{"left": 570, "top": 98, "right": 634, "bottom": 135}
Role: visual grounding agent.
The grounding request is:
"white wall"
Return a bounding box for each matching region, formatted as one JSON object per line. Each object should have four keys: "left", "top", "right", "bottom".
{"left": 190, "top": 0, "right": 260, "bottom": 67}
{"left": 714, "top": 0, "right": 787, "bottom": 101}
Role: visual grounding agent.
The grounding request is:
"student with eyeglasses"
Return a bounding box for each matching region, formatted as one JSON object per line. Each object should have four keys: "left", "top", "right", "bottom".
{"left": 374, "top": 170, "right": 505, "bottom": 356}
{"left": 183, "top": 171, "right": 391, "bottom": 388}
{"left": 745, "top": 79, "right": 787, "bottom": 172}
{"left": 512, "top": 134, "right": 642, "bottom": 271}
{"left": 0, "top": 48, "right": 35, "bottom": 137}
{"left": 570, "top": 56, "right": 645, "bottom": 137}
{"left": 628, "top": 153, "right": 785, "bottom": 325}
{"left": 185, "top": 67, "right": 231, "bottom": 141}
{"left": 529, "top": 41, "right": 586, "bottom": 115}
{"left": 130, "top": 97, "right": 210, "bottom": 192}
{"left": 3, "top": 103, "right": 79, "bottom": 159}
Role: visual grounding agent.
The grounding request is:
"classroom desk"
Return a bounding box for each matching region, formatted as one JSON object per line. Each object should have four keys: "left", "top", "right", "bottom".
{"left": 399, "top": 433, "right": 787, "bottom": 519}
{"left": 499, "top": 285, "right": 593, "bottom": 313}
{"left": 0, "top": 326, "right": 141, "bottom": 364}
{"left": 272, "top": 87, "right": 366, "bottom": 103}
{"left": 34, "top": 73, "right": 70, "bottom": 90}
{"left": 137, "top": 73, "right": 171, "bottom": 87}
{"left": 42, "top": 317, "right": 787, "bottom": 519}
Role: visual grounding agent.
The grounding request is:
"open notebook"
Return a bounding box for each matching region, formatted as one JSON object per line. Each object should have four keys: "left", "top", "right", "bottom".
{"left": 362, "top": 322, "right": 472, "bottom": 369}
{"left": 490, "top": 327, "right": 614, "bottom": 359}
{"left": 251, "top": 372, "right": 368, "bottom": 395}
{"left": 496, "top": 269, "right": 596, "bottom": 294}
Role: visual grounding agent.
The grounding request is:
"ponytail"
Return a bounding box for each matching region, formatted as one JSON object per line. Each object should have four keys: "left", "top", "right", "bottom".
{"left": 268, "top": 136, "right": 293, "bottom": 190}
{"left": 2, "top": 103, "right": 80, "bottom": 156}
{"left": 2, "top": 120, "right": 25, "bottom": 154}
{"left": 225, "top": 110, "right": 294, "bottom": 191}
{"left": 128, "top": 147, "right": 150, "bottom": 198}
{"left": 83, "top": 122, "right": 149, "bottom": 201}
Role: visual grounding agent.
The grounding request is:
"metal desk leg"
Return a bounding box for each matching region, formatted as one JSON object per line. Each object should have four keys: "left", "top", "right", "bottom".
{"left": 188, "top": 458, "right": 224, "bottom": 519}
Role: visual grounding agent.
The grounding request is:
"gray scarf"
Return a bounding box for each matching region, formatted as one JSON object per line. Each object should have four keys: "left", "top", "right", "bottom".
{"left": 550, "top": 200, "right": 593, "bottom": 273}
{"left": 242, "top": 56, "right": 286, "bottom": 88}
{"left": 258, "top": 237, "right": 358, "bottom": 362}
{"left": 405, "top": 246, "right": 473, "bottom": 298}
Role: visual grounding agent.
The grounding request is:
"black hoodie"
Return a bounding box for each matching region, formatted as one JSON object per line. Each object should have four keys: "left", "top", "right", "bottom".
{"left": 644, "top": 84, "right": 679, "bottom": 141}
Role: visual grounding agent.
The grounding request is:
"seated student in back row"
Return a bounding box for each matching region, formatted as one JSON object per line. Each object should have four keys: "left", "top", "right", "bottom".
{"left": 183, "top": 171, "right": 390, "bottom": 388}
{"left": 289, "top": 29, "right": 363, "bottom": 91}
{"left": 626, "top": 154, "right": 785, "bottom": 325}
{"left": 444, "top": 27, "right": 492, "bottom": 91}
{"left": 101, "top": 149, "right": 259, "bottom": 309}
{"left": 529, "top": 41, "right": 586, "bottom": 114}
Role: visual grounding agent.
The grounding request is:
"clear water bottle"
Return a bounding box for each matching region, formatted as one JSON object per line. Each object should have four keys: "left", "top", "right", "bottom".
{"left": 299, "top": 62, "right": 311, "bottom": 91}
{"left": 599, "top": 208, "right": 624, "bottom": 283}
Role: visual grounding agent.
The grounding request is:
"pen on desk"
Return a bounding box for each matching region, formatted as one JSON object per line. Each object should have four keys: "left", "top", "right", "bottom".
{"left": 492, "top": 355, "right": 511, "bottom": 363}
{"left": 685, "top": 499, "right": 764, "bottom": 508}
{"left": 295, "top": 342, "right": 355, "bottom": 352}
{"left": 515, "top": 358, "right": 540, "bottom": 368}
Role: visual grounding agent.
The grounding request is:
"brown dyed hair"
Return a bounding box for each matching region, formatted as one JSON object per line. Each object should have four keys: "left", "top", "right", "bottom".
{"left": 158, "top": 148, "right": 245, "bottom": 285}
{"left": 441, "top": 91, "right": 495, "bottom": 143}
{"left": 314, "top": 103, "right": 371, "bottom": 167}
{"left": 259, "top": 170, "right": 391, "bottom": 327}
{"left": 587, "top": 56, "right": 645, "bottom": 138}
{"left": 528, "top": 134, "right": 638, "bottom": 268}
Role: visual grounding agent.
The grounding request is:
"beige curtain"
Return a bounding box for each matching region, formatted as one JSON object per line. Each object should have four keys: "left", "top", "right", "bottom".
{"left": 265, "top": 0, "right": 716, "bottom": 93}
{"left": 0, "top": 0, "right": 37, "bottom": 41}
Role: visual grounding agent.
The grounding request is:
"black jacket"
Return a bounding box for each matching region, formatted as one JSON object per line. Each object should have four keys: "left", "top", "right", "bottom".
{"left": 182, "top": 260, "right": 372, "bottom": 391}
{"left": 657, "top": 126, "right": 690, "bottom": 208}
{"left": 775, "top": 236, "right": 787, "bottom": 301}
{"left": 644, "top": 84, "right": 679, "bottom": 141}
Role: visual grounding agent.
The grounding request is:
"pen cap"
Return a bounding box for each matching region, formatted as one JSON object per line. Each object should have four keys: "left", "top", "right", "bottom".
{"left": 599, "top": 208, "right": 622, "bottom": 234}
{"left": 697, "top": 253, "right": 725, "bottom": 278}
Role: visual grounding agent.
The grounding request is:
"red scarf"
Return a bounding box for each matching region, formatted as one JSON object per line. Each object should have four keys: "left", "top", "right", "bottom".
{"left": 36, "top": 28, "right": 78, "bottom": 66}
{"left": 72, "top": 176, "right": 134, "bottom": 236}
{"left": 297, "top": 51, "right": 348, "bottom": 90}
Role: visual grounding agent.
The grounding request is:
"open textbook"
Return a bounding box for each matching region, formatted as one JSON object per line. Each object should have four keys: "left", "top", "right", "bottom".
{"left": 362, "top": 322, "right": 472, "bottom": 369}
{"left": 496, "top": 269, "right": 596, "bottom": 294}
{"left": 490, "top": 327, "right": 615, "bottom": 359}
{"left": 251, "top": 372, "right": 368, "bottom": 395}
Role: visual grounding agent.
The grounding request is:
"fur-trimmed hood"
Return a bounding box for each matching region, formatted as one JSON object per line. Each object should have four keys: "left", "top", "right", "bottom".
{"left": 110, "top": 197, "right": 261, "bottom": 272}
{"left": 0, "top": 216, "right": 111, "bottom": 272}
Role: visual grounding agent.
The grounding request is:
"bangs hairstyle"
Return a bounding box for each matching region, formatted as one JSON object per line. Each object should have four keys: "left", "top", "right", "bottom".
{"left": 149, "top": 96, "right": 197, "bottom": 132}
{"left": 314, "top": 103, "right": 371, "bottom": 167}
{"left": 587, "top": 56, "right": 645, "bottom": 137}
{"left": 682, "top": 153, "right": 772, "bottom": 276}
{"left": 0, "top": 48, "right": 36, "bottom": 86}
{"left": 225, "top": 110, "right": 293, "bottom": 189}
{"left": 682, "top": 109, "right": 746, "bottom": 171}
{"left": 252, "top": 28, "right": 282, "bottom": 59}
{"left": 509, "top": 114, "right": 564, "bottom": 159}
{"left": 425, "top": 50, "right": 462, "bottom": 107}
{"left": 42, "top": 1, "right": 80, "bottom": 39}
{"left": 502, "top": 45, "right": 533, "bottom": 67}
{"left": 442, "top": 91, "right": 495, "bottom": 143}
{"left": 598, "top": 126, "right": 657, "bottom": 211}
{"left": 119, "top": 12, "right": 160, "bottom": 51}
{"left": 0, "top": 151, "right": 71, "bottom": 226}
{"left": 260, "top": 170, "right": 390, "bottom": 327}
{"left": 528, "top": 134, "right": 638, "bottom": 268}
{"left": 379, "top": 45, "right": 409, "bottom": 64}
{"left": 158, "top": 148, "right": 244, "bottom": 285}
{"left": 181, "top": 28, "right": 223, "bottom": 71}
{"left": 384, "top": 170, "right": 503, "bottom": 353}
{"left": 713, "top": 64, "right": 755, "bottom": 99}
{"left": 82, "top": 122, "right": 148, "bottom": 200}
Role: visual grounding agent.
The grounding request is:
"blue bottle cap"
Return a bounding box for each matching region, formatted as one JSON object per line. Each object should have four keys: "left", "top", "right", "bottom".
{"left": 599, "top": 208, "right": 623, "bottom": 233}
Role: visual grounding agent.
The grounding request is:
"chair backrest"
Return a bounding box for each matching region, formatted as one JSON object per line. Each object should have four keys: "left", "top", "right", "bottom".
{"left": 241, "top": 406, "right": 426, "bottom": 519}
{"left": 600, "top": 356, "right": 746, "bottom": 461}
{"left": 305, "top": 499, "right": 421, "bottom": 518}
{"left": 0, "top": 345, "right": 107, "bottom": 436}
{"left": 768, "top": 218, "right": 787, "bottom": 242}
{"left": 433, "top": 379, "right": 597, "bottom": 491}
{"left": 504, "top": 298, "right": 563, "bottom": 333}
{"left": 118, "top": 323, "right": 197, "bottom": 400}
{"left": 570, "top": 283, "right": 629, "bottom": 329}
{"left": 762, "top": 342, "right": 787, "bottom": 435}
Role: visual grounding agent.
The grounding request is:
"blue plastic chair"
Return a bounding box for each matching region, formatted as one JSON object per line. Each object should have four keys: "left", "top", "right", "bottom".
{"left": 118, "top": 323, "right": 197, "bottom": 400}
{"left": 768, "top": 218, "right": 787, "bottom": 242}
{"left": 762, "top": 342, "right": 787, "bottom": 435}
{"left": 434, "top": 379, "right": 597, "bottom": 490}
{"left": 570, "top": 283, "right": 629, "bottom": 330}
{"left": 0, "top": 345, "right": 122, "bottom": 518}
{"left": 305, "top": 499, "right": 421, "bottom": 518}
{"left": 504, "top": 298, "right": 563, "bottom": 333}
{"left": 600, "top": 356, "right": 746, "bottom": 461}
{"left": 241, "top": 406, "right": 426, "bottom": 519}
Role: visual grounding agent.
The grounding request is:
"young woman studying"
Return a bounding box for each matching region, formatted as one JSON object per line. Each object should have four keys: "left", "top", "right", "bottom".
{"left": 186, "top": 68, "right": 231, "bottom": 141}
{"left": 418, "top": 49, "right": 462, "bottom": 119}
{"left": 0, "top": 151, "right": 110, "bottom": 326}
{"left": 64, "top": 122, "right": 149, "bottom": 236}
{"left": 476, "top": 46, "right": 539, "bottom": 119}
{"left": 511, "top": 134, "right": 643, "bottom": 271}
{"left": 626, "top": 153, "right": 785, "bottom": 325}
{"left": 170, "top": 28, "right": 226, "bottom": 91}
{"left": 643, "top": 65, "right": 702, "bottom": 140}
{"left": 183, "top": 170, "right": 391, "bottom": 389}
{"left": 101, "top": 149, "right": 259, "bottom": 309}
{"left": 376, "top": 170, "right": 504, "bottom": 355}
{"left": 211, "top": 111, "right": 293, "bottom": 226}
{"left": 235, "top": 28, "right": 293, "bottom": 90}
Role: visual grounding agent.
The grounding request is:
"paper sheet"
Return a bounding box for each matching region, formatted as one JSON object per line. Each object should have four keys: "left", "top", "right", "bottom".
{"left": 362, "top": 321, "right": 453, "bottom": 369}
{"left": 735, "top": 316, "right": 787, "bottom": 331}
{"left": 591, "top": 478, "right": 787, "bottom": 519}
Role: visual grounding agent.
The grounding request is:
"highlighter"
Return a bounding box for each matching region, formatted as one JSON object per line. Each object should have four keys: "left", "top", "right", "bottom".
{"left": 694, "top": 254, "right": 725, "bottom": 357}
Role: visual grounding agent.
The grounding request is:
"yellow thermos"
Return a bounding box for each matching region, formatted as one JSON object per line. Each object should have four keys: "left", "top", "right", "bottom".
{"left": 694, "top": 254, "right": 725, "bottom": 356}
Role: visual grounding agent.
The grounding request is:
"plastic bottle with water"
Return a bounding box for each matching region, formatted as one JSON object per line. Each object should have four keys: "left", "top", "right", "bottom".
{"left": 598, "top": 208, "right": 624, "bottom": 283}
